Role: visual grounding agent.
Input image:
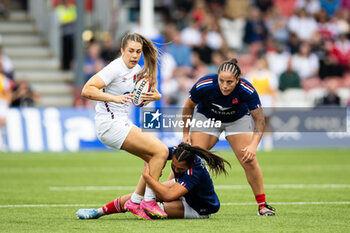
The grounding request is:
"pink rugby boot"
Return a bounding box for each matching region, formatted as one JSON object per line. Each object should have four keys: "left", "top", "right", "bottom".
{"left": 140, "top": 200, "right": 167, "bottom": 219}
{"left": 124, "top": 200, "right": 151, "bottom": 220}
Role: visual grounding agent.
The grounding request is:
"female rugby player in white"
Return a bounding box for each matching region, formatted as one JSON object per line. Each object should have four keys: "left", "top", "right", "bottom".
{"left": 81, "top": 33, "right": 168, "bottom": 218}
{"left": 181, "top": 58, "right": 275, "bottom": 216}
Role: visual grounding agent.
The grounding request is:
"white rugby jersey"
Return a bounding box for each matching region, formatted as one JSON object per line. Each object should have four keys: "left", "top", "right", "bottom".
{"left": 95, "top": 57, "right": 141, "bottom": 119}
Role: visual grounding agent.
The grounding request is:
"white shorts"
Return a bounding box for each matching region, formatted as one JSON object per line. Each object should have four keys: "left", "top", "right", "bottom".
{"left": 95, "top": 117, "right": 134, "bottom": 149}
{"left": 164, "top": 180, "right": 210, "bottom": 219}
{"left": 180, "top": 196, "right": 211, "bottom": 219}
{"left": 190, "top": 113, "right": 253, "bottom": 138}
{"left": 0, "top": 100, "right": 8, "bottom": 118}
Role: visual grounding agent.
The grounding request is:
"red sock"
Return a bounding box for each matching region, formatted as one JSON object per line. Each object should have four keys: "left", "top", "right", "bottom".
{"left": 255, "top": 194, "right": 266, "bottom": 207}
{"left": 102, "top": 196, "right": 125, "bottom": 214}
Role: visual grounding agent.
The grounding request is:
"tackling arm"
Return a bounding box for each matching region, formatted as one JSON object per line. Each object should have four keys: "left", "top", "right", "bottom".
{"left": 143, "top": 164, "right": 188, "bottom": 202}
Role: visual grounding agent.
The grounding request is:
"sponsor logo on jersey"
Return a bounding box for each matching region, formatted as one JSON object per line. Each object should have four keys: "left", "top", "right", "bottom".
{"left": 210, "top": 109, "right": 236, "bottom": 115}
{"left": 212, "top": 103, "right": 232, "bottom": 111}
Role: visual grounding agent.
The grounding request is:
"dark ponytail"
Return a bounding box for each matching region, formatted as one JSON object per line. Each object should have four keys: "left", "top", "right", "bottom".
{"left": 173, "top": 143, "right": 231, "bottom": 176}
{"left": 218, "top": 58, "right": 241, "bottom": 79}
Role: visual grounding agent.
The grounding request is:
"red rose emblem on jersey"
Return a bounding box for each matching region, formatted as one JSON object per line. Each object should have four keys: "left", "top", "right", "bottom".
{"left": 232, "top": 98, "right": 238, "bottom": 104}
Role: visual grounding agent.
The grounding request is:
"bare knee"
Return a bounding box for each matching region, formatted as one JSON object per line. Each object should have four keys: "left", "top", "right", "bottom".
{"left": 240, "top": 158, "right": 260, "bottom": 171}
{"left": 160, "top": 145, "right": 169, "bottom": 161}
{"left": 152, "top": 144, "right": 169, "bottom": 162}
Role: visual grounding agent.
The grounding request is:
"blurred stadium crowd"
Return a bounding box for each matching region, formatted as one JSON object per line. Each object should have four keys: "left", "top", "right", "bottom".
{"left": 1, "top": 0, "right": 350, "bottom": 109}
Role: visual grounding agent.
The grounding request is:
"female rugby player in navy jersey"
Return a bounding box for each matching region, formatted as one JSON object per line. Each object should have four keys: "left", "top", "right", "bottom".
{"left": 182, "top": 58, "right": 275, "bottom": 216}
{"left": 76, "top": 143, "right": 230, "bottom": 219}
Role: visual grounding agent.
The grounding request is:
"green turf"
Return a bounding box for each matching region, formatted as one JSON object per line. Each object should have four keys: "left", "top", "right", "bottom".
{"left": 1, "top": 149, "right": 350, "bottom": 233}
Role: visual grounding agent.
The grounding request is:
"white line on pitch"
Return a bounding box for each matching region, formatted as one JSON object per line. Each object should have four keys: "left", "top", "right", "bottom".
{"left": 221, "top": 201, "right": 350, "bottom": 206}
{"left": 217, "top": 184, "right": 350, "bottom": 189}
{"left": 0, "top": 204, "right": 99, "bottom": 208}
{"left": 1, "top": 201, "right": 350, "bottom": 208}
{"left": 49, "top": 186, "right": 135, "bottom": 191}
{"left": 49, "top": 184, "right": 350, "bottom": 191}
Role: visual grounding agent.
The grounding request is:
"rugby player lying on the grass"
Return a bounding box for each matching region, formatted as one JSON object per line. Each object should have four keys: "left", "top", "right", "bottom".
{"left": 77, "top": 143, "right": 231, "bottom": 219}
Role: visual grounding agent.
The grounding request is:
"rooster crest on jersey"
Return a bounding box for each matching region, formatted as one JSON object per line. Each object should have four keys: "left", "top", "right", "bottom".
{"left": 132, "top": 76, "right": 151, "bottom": 107}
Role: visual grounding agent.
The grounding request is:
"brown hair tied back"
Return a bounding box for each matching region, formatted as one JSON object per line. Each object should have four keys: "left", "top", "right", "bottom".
{"left": 218, "top": 58, "right": 241, "bottom": 79}
{"left": 121, "top": 33, "right": 159, "bottom": 89}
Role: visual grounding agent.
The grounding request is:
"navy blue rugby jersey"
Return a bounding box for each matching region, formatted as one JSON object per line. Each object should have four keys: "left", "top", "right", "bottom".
{"left": 168, "top": 147, "right": 220, "bottom": 215}
{"left": 189, "top": 74, "right": 261, "bottom": 123}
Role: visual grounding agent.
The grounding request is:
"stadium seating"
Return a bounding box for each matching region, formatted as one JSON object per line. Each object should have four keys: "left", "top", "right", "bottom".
{"left": 1, "top": 11, "right": 74, "bottom": 107}
{"left": 277, "top": 88, "right": 313, "bottom": 107}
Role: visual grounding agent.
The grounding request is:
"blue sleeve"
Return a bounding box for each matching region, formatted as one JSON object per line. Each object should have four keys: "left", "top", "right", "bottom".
{"left": 246, "top": 90, "right": 261, "bottom": 110}
{"left": 177, "top": 168, "right": 200, "bottom": 192}
{"left": 189, "top": 83, "right": 203, "bottom": 104}
{"left": 240, "top": 79, "right": 262, "bottom": 110}
{"left": 189, "top": 76, "right": 214, "bottom": 103}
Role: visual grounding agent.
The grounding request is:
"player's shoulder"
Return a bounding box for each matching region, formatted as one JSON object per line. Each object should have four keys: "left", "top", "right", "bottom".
{"left": 101, "top": 57, "right": 122, "bottom": 72}
{"left": 109, "top": 57, "right": 121, "bottom": 65}
{"left": 187, "top": 157, "right": 207, "bottom": 175}
{"left": 194, "top": 74, "right": 217, "bottom": 91}
{"left": 238, "top": 78, "right": 256, "bottom": 95}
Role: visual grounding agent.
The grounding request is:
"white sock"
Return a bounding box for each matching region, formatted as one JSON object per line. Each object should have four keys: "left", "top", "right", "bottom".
{"left": 130, "top": 192, "right": 143, "bottom": 204}
{"left": 97, "top": 208, "right": 104, "bottom": 217}
{"left": 144, "top": 186, "right": 156, "bottom": 202}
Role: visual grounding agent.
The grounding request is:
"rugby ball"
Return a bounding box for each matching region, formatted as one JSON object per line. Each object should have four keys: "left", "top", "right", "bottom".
{"left": 132, "top": 76, "right": 151, "bottom": 107}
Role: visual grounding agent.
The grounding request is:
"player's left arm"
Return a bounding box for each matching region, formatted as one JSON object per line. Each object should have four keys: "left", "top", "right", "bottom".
{"left": 143, "top": 163, "right": 188, "bottom": 201}
{"left": 241, "top": 107, "right": 265, "bottom": 163}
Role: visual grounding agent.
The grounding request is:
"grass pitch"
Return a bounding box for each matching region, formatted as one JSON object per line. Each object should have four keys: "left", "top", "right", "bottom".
{"left": 1, "top": 149, "right": 350, "bottom": 233}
